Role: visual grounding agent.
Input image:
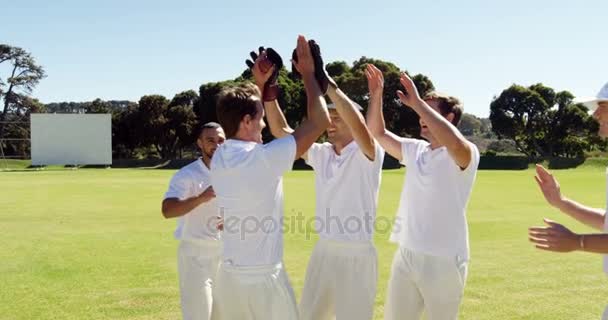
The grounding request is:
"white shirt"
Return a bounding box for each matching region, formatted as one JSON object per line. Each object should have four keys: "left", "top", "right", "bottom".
{"left": 164, "top": 159, "right": 220, "bottom": 241}
{"left": 390, "top": 138, "right": 480, "bottom": 261}
{"left": 306, "top": 141, "right": 384, "bottom": 242}
{"left": 210, "top": 136, "right": 296, "bottom": 267}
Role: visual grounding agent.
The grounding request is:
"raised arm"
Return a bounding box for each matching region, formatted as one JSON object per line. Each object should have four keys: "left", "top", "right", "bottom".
{"left": 326, "top": 85, "right": 376, "bottom": 160}
{"left": 396, "top": 72, "right": 472, "bottom": 169}
{"left": 365, "top": 64, "right": 404, "bottom": 161}
{"left": 290, "top": 35, "right": 330, "bottom": 159}
{"left": 535, "top": 165, "right": 605, "bottom": 230}
{"left": 249, "top": 49, "right": 294, "bottom": 139}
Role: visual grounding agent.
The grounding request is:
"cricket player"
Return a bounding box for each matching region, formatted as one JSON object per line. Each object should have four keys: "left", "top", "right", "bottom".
{"left": 365, "top": 64, "right": 480, "bottom": 320}
{"left": 161, "top": 122, "right": 225, "bottom": 320}
{"left": 253, "top": 40, "right": 384, "bottom": 319}
{"left": 209, "top": 35, "right": 330, "bottom": 320}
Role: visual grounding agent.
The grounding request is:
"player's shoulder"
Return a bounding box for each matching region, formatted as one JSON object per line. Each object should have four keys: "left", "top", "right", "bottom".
{"left": 174, "top": 160, "right": 203, "bottom": 179}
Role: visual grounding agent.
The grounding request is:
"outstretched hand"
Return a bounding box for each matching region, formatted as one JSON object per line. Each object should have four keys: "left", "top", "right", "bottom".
{"left": 529, "top": 218, "right": 580, "bottom": 252}
{"left": 396, "top": 72, "right": 423, "bottom": 109}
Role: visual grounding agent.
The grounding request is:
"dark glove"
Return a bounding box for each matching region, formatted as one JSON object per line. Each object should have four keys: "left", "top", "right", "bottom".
{"left": 246, "top": 46, "right": 283, "bottom": 101}
{"left": 291, "top": 39, "right": 337, "bottom": 94}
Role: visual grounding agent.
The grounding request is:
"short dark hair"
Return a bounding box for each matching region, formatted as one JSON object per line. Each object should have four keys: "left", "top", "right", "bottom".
{"left": 216, "top": 82, "right": 261, "bottom": 138}
{"left": 423, "top": 91, "right": 463, "bottom": 126}
{"left": 195, "top": 122, "right": 222, "bottom": 138}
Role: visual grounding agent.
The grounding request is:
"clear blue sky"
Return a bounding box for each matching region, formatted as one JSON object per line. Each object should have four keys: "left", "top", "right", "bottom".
{"left": 2, "top": 0, "right": 607, "bottom": 117}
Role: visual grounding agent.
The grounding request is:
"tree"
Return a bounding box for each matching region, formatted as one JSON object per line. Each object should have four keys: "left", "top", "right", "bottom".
{"left": 490, "top": 83, "right": 600, "bottom": 159}
{"left": 112, "top": 102, "right": 139, "bottom": 159}
{"left": 133, "top": 93, "right": 197, "bottom": 159}
{"left": 1, "top": 96, "right": 45, "bottom": 158}
{"left": 194, "top": 80, "right": 239, "bottom": 125}
{"left": 86, "top": 98, "right": 112, "bottom": 114}
{"left": 0, "top": 45, "right": 46, "bottom": 141}
{"left": 334, "top": 57, "right": 435, "bottom": 138}
{"left": 458, "top": 113, "right": 482, "bottom": 136}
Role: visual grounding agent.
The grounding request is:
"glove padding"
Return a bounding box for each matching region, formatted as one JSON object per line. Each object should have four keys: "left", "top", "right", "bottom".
{"left": 291, "top": 39, "right": 337, "bottom": 94}
{"left": 246, "top": 46, "right": 283, "bottom": 101}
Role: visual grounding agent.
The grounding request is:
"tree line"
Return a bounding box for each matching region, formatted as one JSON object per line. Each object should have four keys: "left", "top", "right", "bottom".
{"left": 0, "top": 44, "right": 605, "bottom": 161}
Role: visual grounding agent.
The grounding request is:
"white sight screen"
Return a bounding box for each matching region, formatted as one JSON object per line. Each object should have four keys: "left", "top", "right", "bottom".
{"left": 30, "top": 114, "right": 112, "bottom": 165}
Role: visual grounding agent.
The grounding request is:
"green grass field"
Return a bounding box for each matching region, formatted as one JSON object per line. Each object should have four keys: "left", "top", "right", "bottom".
{"left": 1, "top": 166, "right": 608, "bottom": 319}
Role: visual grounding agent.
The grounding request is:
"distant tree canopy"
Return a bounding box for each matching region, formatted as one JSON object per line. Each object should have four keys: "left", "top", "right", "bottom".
{"left": 490, "top": 83, "right": 604, "bottom": 159}
{"left": 3, "top": 43, "right": 604, "bottom": 161}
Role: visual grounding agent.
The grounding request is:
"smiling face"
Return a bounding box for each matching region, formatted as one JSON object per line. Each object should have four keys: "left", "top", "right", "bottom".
{"left": 327, "top": 109, "right": 353, "bottom": 145}
{"left": 197, "top": 127, "right": 226, "bottom": 159}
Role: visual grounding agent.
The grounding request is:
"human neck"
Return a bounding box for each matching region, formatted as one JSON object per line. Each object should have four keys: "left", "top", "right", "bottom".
{"left": 332, "top": 137, "right": 354, "bottom": 155}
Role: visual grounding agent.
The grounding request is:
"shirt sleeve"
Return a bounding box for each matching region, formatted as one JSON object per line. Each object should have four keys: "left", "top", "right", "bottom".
{"left": 304, "top": 143, "right": 324, "bottom": 169}
{"left": 399, "top": 138, "right": 426, "bottom": 167}
{"left": 374, "top": 142, "right": 386, "bottom": 169}
{"left": 262, "top": 135, "right": 297, "bottom": 177}
{"left": 164, "top": 171, "right": 191, "bottom": 200}
{"left": 461, "top": 141, "right": 480, "bottom": 174}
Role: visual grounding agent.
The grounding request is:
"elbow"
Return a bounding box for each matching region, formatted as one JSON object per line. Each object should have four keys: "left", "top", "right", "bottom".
{"left": 161, "top": 203, "right": 172, "bottom": 219}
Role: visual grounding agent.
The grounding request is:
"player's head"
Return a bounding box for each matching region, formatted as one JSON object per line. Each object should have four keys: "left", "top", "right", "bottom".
{"left": 327, "top": 104, "right": 352, "bottom": 145}
{"left": 578, "top": 83, "right": 608, "bottom": 138}
{"left": 419, "top": 92, "right": 463, "bottom": 141}
{"left": 326, "top": 103, "right": 364, "bottom": 146}
{"left": 196, "top": 122, "right": 225, "bottom": 159}
{"left": 593, "top": 102, "right": 608, "bottom": 138}
{"left": 216, "top": 82, "right": 266, "bottom": 143}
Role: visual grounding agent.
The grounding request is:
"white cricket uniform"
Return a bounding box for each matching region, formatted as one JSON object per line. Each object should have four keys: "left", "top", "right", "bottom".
{"left": 210, "top": 136, "right": 298, "bottom": 320}
{"left": 299, "top": 141, "right": 384, "bottom": 320}
{"left": 385, "top": 138, "right": 479, "bottom": 320}
{"left": 164, "top": 159, "right": 221, "bottom": 320}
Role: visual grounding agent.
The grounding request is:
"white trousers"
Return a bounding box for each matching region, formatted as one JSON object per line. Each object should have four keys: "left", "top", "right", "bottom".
{"left": 215, "top": 262, "right": 298, "bottom": 320}
{"left": 177, "top": 239, "right": 221, "bottom": 320}
{"left": 384, "top": 247, "right": 468, "bottom": 320}
{"left": 299, "top": 239, "right": 378, "bottom": 320}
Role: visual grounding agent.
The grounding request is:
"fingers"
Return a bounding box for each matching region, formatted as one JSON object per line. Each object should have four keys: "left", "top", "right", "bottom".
{"left": 296, "top": 35, "right": 307, "bottom": 59}
{"left": 534, "top": 175, "right": 543, "bottom": 188}
{"left": 543, "top": 218, "right": 561, "bottom": 227}
{"left": 396, "top": 90, "right": 408, "bottom": 104}
{"left": 250, "top": 50, "right": 259, "bottom": 62}
{"left": 535, "top": 164, "right": 551, "bottom": 180}
{"left": 400, "top": 72, "right": 415, "bottom": 90}
{"left": 529, "top": 235, "right": 557, "bottom": 245}
{"left": 529, "top": 226, "right": 558, "bottom": 236}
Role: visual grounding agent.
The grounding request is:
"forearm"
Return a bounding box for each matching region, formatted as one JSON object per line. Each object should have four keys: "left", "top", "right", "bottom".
{"left": 366, "top": 93, "right": 402, "bottom": 160}
{"left": 326, "top": 87, "right": 364, "bottom": 126}
{"left": 303, "top": 74, "right": 329, "bottom": 128}
{"left": 264, "top": 100, "right": 293, "bottom": 138}
{"left": 366, "top": 94, "right": 386, "bottom": 137}
{"left": 579, "top": 234, "right": 608, "bottom": 254}
{"left": 162, "top": 196, "right": 207, "bottom": 219}
{"left": 327, "top": 87, "right": 375, "bottom": 159}
{"left": 411, "top": 99, "right": 470, "bottom": 166}
{"left": 555, "top": 198, "right": 605, "bottom": 231}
